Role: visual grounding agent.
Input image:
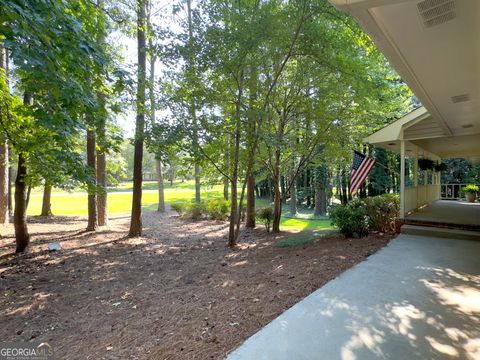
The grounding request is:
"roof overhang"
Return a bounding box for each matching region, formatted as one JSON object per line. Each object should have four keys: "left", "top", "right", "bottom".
{"left": 331, "top": 0, "right": 480, "bottom": 160}
{"left": 364, "top": 106, "right": 480, "bottom": 160}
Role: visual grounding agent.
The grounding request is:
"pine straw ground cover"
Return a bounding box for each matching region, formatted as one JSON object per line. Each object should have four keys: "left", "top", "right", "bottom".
{"left": 0, "top": 211, "right": 394, "bottom": 359}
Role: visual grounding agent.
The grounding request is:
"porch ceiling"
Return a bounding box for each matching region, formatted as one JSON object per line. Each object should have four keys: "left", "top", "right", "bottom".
{"left": 333, "top": 0, "right": 480, "bottom": 161}
{"left": 364, "top": 107, "right": 480, "bottom": 160}
{"left": 331, "top": 0, "right": 480, "bottom": 138}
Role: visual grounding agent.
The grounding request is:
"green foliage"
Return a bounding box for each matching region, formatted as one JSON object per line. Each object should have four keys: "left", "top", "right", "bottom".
{"left": 188, "top": 202, "right": 205, "bottom": 220}
{"left": 462, "top": 185, "right": 479, "bottom": 194}
{"left": 258, "top": 207, "right": 274, "bottom": 232}
{"left": 351, "top": 194, "right": 399, "bottom": 232}
{"left": 418, "top": 158, "right": 434, "bottom": 171}
{"left": 433, "top": 162, "right": 448, "bottom": 172}
{"left": 170, "top": 201, "right": 204, "bottom": 219}
{"left": 170, "top": 202, "right": 187, "bottom": 215}
{"left": 330, "top": 194, "right": 399, "bottom": 237}
{"left": 0, "top": 0, "right": 125, "bottom": 190}
{"left": 205, "top": 199, "right": 230, "bottom": 220}
{"left": 330, "top": 204, "right": 369, "bottom": 238}
{"left": 171, "top": 199, "right": 229, "bottom": 220}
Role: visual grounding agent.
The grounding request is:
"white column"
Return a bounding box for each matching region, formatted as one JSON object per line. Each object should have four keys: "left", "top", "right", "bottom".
{"left": 414, "top": 146, "right": 418, "bottom": 208}
{"left": 413, "top": 146, "right": 418, "bottom": 187}
{"left": 400, "top": 139, "right": 405, "bottom": 218}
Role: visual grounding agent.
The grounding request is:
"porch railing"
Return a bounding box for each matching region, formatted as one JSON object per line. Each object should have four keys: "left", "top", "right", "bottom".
{"left": 441, "top": 183, "right": 480, "bottom": 200}
{"left": 405, "top": 184, "right": 441, "bottom": 213}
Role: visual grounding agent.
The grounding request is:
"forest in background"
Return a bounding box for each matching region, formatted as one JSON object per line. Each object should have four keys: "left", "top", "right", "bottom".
{"left": 3, "top": 0, "right": 477, "bottom": 253}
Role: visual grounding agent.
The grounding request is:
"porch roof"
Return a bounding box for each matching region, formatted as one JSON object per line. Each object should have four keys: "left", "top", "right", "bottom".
{"left": 330, "top": 0, "right": 480, "bottom": 162}
{"left": 363, "top": 107, "right": 480, "bottom": 160}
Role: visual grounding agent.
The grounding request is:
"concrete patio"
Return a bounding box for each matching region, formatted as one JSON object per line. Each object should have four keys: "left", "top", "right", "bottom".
{"left": 227, "top": 234, "right": 480, "bottom": 360}
{"left": 406, "top": 200, "right": 480, "bottom": 229}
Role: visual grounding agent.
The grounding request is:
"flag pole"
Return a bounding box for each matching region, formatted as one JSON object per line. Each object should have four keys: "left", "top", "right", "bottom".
{"left": 373, "top": 161, "right": 400, "bottom": 176}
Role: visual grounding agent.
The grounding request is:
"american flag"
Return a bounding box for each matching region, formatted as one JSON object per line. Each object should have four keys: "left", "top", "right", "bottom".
{"left": 350, "top": 150, "right": 376, "bottom": 193}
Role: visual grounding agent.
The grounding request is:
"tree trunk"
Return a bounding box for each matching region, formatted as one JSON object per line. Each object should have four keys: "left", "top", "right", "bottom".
{"left": 228, "top": 132, "right": 239, "bottom": 247}
{"left": 223, "top": 178, "right": 229, "bottom": 200}
{"left": 0, "top": 44, "right": 8, "bottom": 226}
{"left": 8, "top": 162, "right": 13, "bottom": 217}
{"left": 228, "top": 78, "right": 243, "bottom": 247}
{"left": 96, "top": 0, "right": 108, "bottom": 227}
{"left": 290, "top": 171, "right": 297, "bottom": 215}
{"left": 314, "top": 166, "right": 327, "bottom": 216}
{"left": 224, "top": 138, "right": 229, "bottom": 200}
{"left": 186, "top": 0, "right": 201, "bottom": 203}
{"left": 129, "top": 0, "right": 147, "bottom": 237}
{"left": 14, "top": 153, "right": 29, "bottom": 252}
{"left": 97, "top": 150, "right": 108, "bottom": 226}
{"left": 314, "top": 182, "right": 327, "bottom": 216}
{"left": 40, "top": 183, "right": 53, "bottom": 217}
{"left": 246, "top": 173, "right": 255, "bottom": 228}
{"left": 0, "top": 138, "right": 7, "bottom": 226}
{"left": 269, "top": 177, "right": 274, "bottom": 202}
{"left": 339, "top": 168, "right": 347, "bottom": 205}
{"left": 305, "top": 168, "right": 312, "bottom": 207}
{"left": 156, "top": 159, "right": 165, "bottom": 212}
{"left": 86, "top": 129, "right": 97, "bottom": 231}
{"left": 272, "top": 150, "right": 282, "bottom": 233}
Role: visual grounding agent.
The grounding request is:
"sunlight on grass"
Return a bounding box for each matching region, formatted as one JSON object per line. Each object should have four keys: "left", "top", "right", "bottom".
{"left": 280, "top": 218, "right": 334, "bottom": 231}
{"left": 26, "top": 181, "right": 334, "bottom": 233}
{"left": 276, "top": 229, "right": 338, "bottom": 248}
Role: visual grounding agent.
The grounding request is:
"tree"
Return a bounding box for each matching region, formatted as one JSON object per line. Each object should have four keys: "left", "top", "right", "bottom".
{"left": 40, "top": 183, "right": 53, "bottom": 217}
{"left": 86, "top": 124, "right": 98, "bottom": 231}
{"left": 129, "top": 0, "right": 147, "bottom": 237}
{"left": 0, "top": 43, "right": 8, "bottom": 227}
{"left": 1, "top": 0, "right": 121, "bottom": 251}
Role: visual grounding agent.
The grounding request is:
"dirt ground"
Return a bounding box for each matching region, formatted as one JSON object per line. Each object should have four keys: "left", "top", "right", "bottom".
{"left": 0, "top": 210, "right": 394, "bottom": 359}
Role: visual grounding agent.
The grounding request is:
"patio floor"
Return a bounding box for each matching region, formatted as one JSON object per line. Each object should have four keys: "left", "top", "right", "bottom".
{"left": 227, "top": 234, "right": 480, "bottom": 360}
{"left": 406, "top": 200, "right": 480, "bottom": 229}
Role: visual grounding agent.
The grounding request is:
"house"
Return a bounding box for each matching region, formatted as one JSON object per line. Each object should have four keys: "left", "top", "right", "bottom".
{"left": 331, "top": 0, "right": 480, "bottom": 229}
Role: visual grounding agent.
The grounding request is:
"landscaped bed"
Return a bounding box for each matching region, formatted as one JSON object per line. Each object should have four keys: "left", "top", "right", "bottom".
{"left": 0, "top": 210, "right": 394, "bottom": 359}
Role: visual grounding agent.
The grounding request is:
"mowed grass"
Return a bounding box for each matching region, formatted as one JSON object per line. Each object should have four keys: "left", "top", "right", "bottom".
{"left": 27, "top": 181, "right": 224, "bottom": 215}
{"left": 27, "top": 180, "right": 335, "bottom": 232}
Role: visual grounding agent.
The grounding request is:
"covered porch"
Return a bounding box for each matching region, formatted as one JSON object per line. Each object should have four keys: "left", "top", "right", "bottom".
{"left": 405, "top": 200, "right": 480, "bottom": 231}
{"left": 364, "top": 106, "right": 480, "bottom": 226}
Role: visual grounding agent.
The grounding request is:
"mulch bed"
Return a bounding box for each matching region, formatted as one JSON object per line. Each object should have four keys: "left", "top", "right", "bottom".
{"left": 0, "top": 211, "right": 394, "bottom": 359}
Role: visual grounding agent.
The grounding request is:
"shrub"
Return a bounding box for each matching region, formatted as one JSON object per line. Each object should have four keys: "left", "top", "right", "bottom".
{"left": 330, "top": 194, "right": 399, "bottom": 237}
{"left": 362, "top": 194, "right": 399, "bottom": 232}
{"left": 330, "top": 204, "right": 368, "bottom": 237}
{"left": 205, "top": 199, "right": 230, "bottom": 220}
{"left": 171, "top": 202, "right": 187, "bottom": 215}
{"left": 463, "top": 185, "right": 479, "bottom": 194}
{"left": 258, "top": 207, "right": 274, "bottom": 232}
{"left": 170, "top": 201, "right": 205, "bottom": 219}
{"left": 188, "top": 202, "right": 205, "bottom": 220}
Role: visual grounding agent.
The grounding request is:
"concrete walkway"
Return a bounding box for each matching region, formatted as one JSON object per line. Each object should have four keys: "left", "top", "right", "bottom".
{"left": 227, "top": 235, "right": 480, "bottom": 360}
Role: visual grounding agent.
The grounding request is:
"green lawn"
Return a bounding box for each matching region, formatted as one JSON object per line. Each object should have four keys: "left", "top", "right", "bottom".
{"left": 27, "top": 180, "right": 335, "bottom": 233}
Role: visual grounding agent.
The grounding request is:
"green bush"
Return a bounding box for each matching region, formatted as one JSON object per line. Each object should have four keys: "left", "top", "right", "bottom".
{"left": 188, "top": 202, "right": 205, "bottom": 220}
{"left": 171, "top": 202, "right": 187, "bottom": 215}
{"left": 258, "top": 207, "right": 274, "bottom": 232}
{"left": 170, "top": 201, "right": 204, "bottom": 219}
{"left": 330, "top": 204, "right": 368, "bottom": 237}
{"left": 205, "top": 199, "right": 230, "bottom": 220}
{"left": 463, "top": 185, "right": 479, "bottom": 194}
{"left": 330, "top": 194, "right": 399, "bottom": 237}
